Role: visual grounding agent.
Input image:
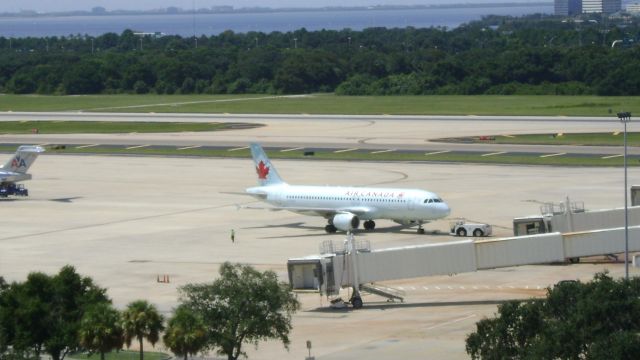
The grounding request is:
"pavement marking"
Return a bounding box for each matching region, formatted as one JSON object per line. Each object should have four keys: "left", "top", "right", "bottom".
{"left": 371, "top": 149, "right": 395, "bottom": 154}
{"left": 177, "top": 145, "right": 201, "bottom": 151}
{"left": 472, "top": 286, "right": 478, "bottom": 290}
{"left": 613, "top": 131, "right": 620, "bottom": 136}
{"left": 409, "top": 286, "right": 416, "bottom": 291}
{"left": 280, "top": 147, "right": 304, "bottom": 152}
{"left": 334, "top": 148, "right": 358, "bottom": 153}
{"left": 460, "top": 286, "right": 465, "bottom": 290}
{"left": 422, "top": 286, "right": 429, "bottom": 290}
{"left": 75, "top": 144, "right": 99, "bottom": 149}
{"left": 125, "top": 145, "right": 149, "bottom": 150}
{"left": 425, "top": 314, "right": 477, "bottom": 331}
{"left": 37, "top": 143, "right": 50, "bottom": 146}
{"left": 602, "top": 154, "right": 623, "bottom": 159}
{"left": 502, "top": 134, "right": 516, "bottom": 138}
{"left": 398, "top": 287, "right": 405, "bottom": 291}
{"left": 509, "top": 286, "right": 515, "bottom": 289}
{"left": 481, "top": 151, "right": 507, "bottom": 157}
{"left": 435, "top": 286, "right": 441, "bottom": 290}
{"left": 425, "top": 150, "right": 450, "bottom": 156}
{"left": 228, "top": 146, "right": 249, "bottom": 152}
{"left": 540, "top": 152, "right": 566, "bottom": 158}
{"left": 447, "top": 286, "right": 453, "bottom": 290}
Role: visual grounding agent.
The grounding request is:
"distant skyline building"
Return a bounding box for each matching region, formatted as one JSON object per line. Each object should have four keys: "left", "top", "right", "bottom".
{"left": 602, "top": 0, "right": 621, "bottom": 13}
{"left": 582, "top": 0, "right": 621, "bottom": 13}
{"left": 582, "top": 0, "right": 602, "bottom": 13}
{"left": 628, "top": 3, "right": 640, "bottom": 13}
{"left": 554, "top": 0, "right": 582, "bottom": 15}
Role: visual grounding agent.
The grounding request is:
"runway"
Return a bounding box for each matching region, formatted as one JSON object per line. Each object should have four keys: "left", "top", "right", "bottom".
{"left": 1, "top": 112, "right": 637, "bottom": 156}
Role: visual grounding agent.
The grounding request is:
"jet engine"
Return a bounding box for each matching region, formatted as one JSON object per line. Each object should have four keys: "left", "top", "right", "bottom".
{"left": 333, "top": 213, "right": 360, "bottom": 231}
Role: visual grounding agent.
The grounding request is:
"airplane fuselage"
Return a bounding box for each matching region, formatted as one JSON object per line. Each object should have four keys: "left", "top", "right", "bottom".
{"left": 246, "top": 184, "right": 450, "bottom": 222}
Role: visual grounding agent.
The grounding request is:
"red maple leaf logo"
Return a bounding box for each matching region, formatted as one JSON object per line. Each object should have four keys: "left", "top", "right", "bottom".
{"left": 256, "top": 160, "right": 270, "bottom": 180}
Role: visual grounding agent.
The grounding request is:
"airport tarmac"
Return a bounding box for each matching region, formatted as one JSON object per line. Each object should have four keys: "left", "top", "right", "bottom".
{"left": 1, "top": 153, "right": 638, "bottom": 359}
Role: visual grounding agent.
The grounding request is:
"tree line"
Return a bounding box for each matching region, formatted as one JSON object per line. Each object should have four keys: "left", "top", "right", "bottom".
{"left": 1, "top": 15, "right": 640, "bottom": 96}
{"left": 0, "top": 264, "right": 299, "bottom": 360}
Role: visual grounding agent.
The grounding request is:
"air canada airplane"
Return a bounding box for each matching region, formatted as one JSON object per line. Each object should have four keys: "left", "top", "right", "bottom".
{"left": 0, "top": 145, "right": 45, "bottom": 197}
{"left": 245, "top": 143, "right": 451, "bottom": 233}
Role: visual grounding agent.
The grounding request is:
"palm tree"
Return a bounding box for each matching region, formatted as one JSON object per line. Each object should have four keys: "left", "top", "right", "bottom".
{"left": 163, "top": 305, "right": 207, "bottom": 360}
{"left": 79, "top": 303, "right": 124, "bottom": 360}
{"left": 121, "top": 300, "right": 165, "bottom": 360}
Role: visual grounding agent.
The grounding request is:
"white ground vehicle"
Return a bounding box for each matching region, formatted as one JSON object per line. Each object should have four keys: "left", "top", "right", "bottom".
{"left": 450, "top": 220, "right": 492, "bottom": 237}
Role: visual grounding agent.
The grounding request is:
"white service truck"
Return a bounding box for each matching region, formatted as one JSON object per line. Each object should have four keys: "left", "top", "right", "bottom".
{"left": 450, "top": 220, "right": 492, "bottom": 237}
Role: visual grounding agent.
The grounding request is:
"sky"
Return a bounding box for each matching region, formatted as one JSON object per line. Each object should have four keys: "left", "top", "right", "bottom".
{"left": 1, "top": 1, "right": 535, "bottom": 13}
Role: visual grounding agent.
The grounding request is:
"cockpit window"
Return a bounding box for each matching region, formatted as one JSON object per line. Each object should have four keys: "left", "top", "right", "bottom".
{"left": 424, "top": 198, "right": 443, "bottom": 203}
{"left": 424, "top": 199, "right": 433, "bottom": 203}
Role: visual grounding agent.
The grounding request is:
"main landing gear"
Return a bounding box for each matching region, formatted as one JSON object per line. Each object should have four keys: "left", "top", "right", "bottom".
{"left": 363, "top": 220, "right": 376, "bottom": 231}
{"left": 417, "top": 221, "right": 425, "bottom": 234}
{"left": 325, "top": 224, "right": 337, "bottom": 233}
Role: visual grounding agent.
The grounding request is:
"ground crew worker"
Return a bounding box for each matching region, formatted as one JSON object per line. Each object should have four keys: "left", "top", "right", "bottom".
{"left": 231, "top": 229, "right": 235, "bottom": 243}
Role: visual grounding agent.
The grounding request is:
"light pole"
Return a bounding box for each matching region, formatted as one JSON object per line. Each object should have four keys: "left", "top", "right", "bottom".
{"left": 618, "top": 111, "right": 632, "bottom": 280}
{"left": 294, "top": 37, "right": 297, "bottom": 49}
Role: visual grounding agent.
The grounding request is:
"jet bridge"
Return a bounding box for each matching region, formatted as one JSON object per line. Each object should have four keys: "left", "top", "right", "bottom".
{"left": 288, "top": 226, "right": 640, "bottom": 308}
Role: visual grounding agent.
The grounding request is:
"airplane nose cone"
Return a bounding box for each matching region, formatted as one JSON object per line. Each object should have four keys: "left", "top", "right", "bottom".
{"left": 442, "top": 203, "right": 451, "bottom": 217}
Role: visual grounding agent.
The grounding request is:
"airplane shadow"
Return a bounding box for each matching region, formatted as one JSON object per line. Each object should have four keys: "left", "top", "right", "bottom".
{"left": 50, "top": 196, "right": 83, "bottom": 203}
{"left": 308, "top": 299, "right": 510, "bottom": 313}
{"left": 0, "top": 196, "right": 83, "bottom": 203}
{"left": 245, "top": 223, "right": 451, "bottom": 239}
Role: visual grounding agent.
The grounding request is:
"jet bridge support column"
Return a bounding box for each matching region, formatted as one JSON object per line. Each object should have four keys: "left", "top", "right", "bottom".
{"left": 347, "top": 232, "right": 363, "bottom": 309}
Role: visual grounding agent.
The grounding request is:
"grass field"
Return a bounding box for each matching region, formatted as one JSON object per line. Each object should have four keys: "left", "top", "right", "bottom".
{"left": 0, "top": 121, "right": 248, "bottom": 134}
{"left": 1, "top": 94, "right": 639, "bottom": 116}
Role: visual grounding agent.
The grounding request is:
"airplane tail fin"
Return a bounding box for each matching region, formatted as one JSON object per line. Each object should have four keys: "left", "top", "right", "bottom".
{"left": 2, "top": 145, "right": 45, "bottom": 174}
{"left": 250, "top": 143, "right": 285, "bottom": 186}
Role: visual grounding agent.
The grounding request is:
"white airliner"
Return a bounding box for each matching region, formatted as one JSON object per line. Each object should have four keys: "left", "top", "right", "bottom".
{"left": 0, "top": 145, "right": 45, "bottom": 197}
{"left": 245, "top": 143, "right": 450, "bottom": 233}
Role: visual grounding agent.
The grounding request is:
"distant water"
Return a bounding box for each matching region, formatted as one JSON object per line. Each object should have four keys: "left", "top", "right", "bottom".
{"left": 0, "top": 5, "right": 551, "bottom": 38}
